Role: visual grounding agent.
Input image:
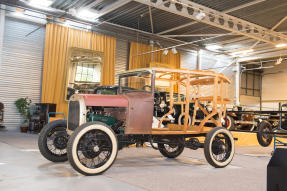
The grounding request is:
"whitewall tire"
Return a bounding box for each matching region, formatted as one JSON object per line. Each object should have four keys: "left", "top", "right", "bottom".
{"left": 204, "top": 127, "right": 235, "bottom": 168}
{"left": 67, "top": 122, "right": 118, "bottom": 175}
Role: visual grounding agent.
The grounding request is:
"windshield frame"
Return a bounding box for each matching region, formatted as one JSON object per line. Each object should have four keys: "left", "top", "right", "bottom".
{"left": 118, "top": 70, "right": 155, "bottom": 95}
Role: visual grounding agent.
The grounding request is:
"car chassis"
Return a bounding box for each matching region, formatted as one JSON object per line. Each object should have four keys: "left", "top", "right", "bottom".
{"left": 38, "top": 67, "right": 235, "bottom": 175}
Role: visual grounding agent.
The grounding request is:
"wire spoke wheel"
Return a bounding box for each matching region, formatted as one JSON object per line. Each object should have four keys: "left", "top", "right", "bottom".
{"left": 67, "top": 122, "right": 118, "bottom": 176}
{"left": 204, "top": 127, "right": 235, "bottom": 168}
{"left": 158, "top": 137, "right": 184, "bottom": 158}
{"left": 211, "top": 134, "right": 232, "bottom": 162}
{"left": 46, "top": 127, "right": 68, "bottom": 156}
{"left": 38, "top": 119, "right": 69, "bottom": 162}
{"left": 76, "top": 130, "right": 112, "bottom": 169}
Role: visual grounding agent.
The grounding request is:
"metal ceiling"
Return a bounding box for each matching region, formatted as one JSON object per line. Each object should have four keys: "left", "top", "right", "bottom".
{"left": 1, "top": 0, "right": 287, "bottom": 61}
{"left": 230, "top": 0, "right": 287, "bottom": 29}
{"left": 100, "top": 1, "right": 193, "bottom": 34}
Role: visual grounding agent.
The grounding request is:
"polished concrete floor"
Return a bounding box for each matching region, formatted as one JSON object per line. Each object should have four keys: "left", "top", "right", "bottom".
{"left": 0, "top": 131, "right": 272, "bottom": 191}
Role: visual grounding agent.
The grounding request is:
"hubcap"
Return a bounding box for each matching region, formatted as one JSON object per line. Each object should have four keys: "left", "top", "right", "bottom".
{"left": 77, "top": 129, "right": 112, "bottom": 169}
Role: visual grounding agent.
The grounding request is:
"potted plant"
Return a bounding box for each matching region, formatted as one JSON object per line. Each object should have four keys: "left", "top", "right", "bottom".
{"left": 15, "top": 97, "right": 31, "bottom": 133}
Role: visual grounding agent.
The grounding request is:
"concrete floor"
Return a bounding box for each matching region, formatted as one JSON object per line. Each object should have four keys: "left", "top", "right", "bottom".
{"left": 0, "top": 131, "right": 272, "bottom": 191}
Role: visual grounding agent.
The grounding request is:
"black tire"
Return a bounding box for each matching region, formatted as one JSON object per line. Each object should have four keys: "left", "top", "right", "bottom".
{"left": 204, "top": 127, "right": 235, "bottom": 168}
{"left": 178, "top": 113, "right": 192, "bottom": 126}
{"left": 257, "top": 121, "right": 273, "bottom": 147}
{"left": 38, "top": 119, "right": 69, "bottom": 162}
{"left": 158, "top": 137, "right": 184, "bottom": 158}
{"left": 222, "top": 116, "right": 235, "bottom": 130}
{"left": 67, "top": 122, "right": 118, "bottom": 176}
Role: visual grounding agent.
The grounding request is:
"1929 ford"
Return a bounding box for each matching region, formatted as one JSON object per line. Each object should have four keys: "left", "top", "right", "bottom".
{"left": 38, "top": 67, "right": 235, "bottom": 175}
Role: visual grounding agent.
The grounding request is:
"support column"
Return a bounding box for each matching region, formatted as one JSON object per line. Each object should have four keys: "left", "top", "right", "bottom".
{"left": 196, "top": 49, "right": 201, "bottom": 70}
{"left": 235, "top": 62, "right": 241, "bottom": 106}
{"left": 0, "top": 5, "right": 5, "bottom": 73}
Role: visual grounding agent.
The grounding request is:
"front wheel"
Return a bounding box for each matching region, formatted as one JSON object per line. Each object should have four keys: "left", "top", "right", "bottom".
{"left": 38, "top": 119, "right": 69, "bottom": 162}
{"left": 67, "top": 122, "right": 118, "bottom": 176}
{"left": 158, "top": 137, "right": 184, "bottom": 158}
{"left": 204, "top": 127, "right": 235, "bottom": 168}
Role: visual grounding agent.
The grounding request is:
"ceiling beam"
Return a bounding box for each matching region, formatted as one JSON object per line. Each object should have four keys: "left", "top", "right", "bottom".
{"left": 238, "top": 49, "right": 287, "bottom": 62}
{"left": 156, "top": 0, "right": 266, "bottom": 35}
{"left": 134, "top": 0, "right": 287, "bottom": 45}
{"left": 88, "top": 0, "right": 132, "bottom": 19}
{"left": 104, "top": 21, "right": 197, "bottom": 48}
{"left": 249, "top": 15, "right": 287, "bottom": 49}
{"left": 162, "top": 33, "right": 239, "bottom": 37}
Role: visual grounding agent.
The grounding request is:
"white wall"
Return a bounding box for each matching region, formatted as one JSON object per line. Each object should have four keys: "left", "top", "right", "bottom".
{"left": 240, "top": 95, "right": 260, "bottom": 109}
{"left": 261, "top": 61, "right": 287, "bottom": 110}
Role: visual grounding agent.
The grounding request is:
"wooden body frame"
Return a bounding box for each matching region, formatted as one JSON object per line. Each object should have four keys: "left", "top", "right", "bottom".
{"left": 149, "top": 67, "right": 231, "bottom": 135}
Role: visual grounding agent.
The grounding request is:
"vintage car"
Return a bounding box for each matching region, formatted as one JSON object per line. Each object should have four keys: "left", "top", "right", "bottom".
{"left": 93, "top": 85, "right": 208, "bottom": 125}
{"left": 38, "top": 67, "right": 235, "bottom": 175}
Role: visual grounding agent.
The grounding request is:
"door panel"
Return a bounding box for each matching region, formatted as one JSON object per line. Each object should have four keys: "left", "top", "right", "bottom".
{"left": 125, "top": 92, "right": 153, "bottom": 134}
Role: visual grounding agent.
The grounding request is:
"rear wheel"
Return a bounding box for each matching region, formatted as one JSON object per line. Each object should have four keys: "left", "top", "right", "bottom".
{"left": 222, "top": 116, "right": 235, "bottom": 130}
{"left": 38, "top": 119, "right": 69, "bottom": 162}
{"left": 257, "top": 121, "right": 273, "bottom": 147}
{"left": 67, "top": 122, "right": 118, "bottom": 176}
{"left": 204, "top": 127, "right": 235, "bottom": 168}
{"left": 158, "top": 137, "right": 184, "bottom": 158}
{"left": 178, "top": 113, "right": 191, "bottom": 126}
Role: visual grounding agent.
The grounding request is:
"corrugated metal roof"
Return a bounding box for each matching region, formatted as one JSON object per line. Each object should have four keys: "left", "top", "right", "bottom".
{"left": 101, "top": 1, "right": 193, "bottom": 33}
{"left": 190, "top": 0, "right": 255, "bottom": 12}
{"left": 6, "top": 0, "right": 286, "bottom": 58}
{"left": 230, "top": 0, "right": 287, "bottom": 30}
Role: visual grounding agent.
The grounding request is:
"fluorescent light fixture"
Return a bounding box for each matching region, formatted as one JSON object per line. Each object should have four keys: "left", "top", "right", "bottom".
{"left": 231, "top": 49, "right": 253, "bottom": 56}
{"left": 86, "top": 25, "right": 92, "bottom": 30}
{"left": 163, "top": 49, "right": 169, "bottom": 55}
{"left": 77, "top": 9, "right": 99, "bottom": 21}
{"left": 205, "top": 44, "right": 222, "bottom": 51}
{"left": 171, "top": 47, "right": 178, "bottom": 54}
{"left": 28, "top": 0, "right": 53, "bottom": 7}
{"left": 195, "top": 11, "right": 206, "bottom": 20}
{"left": 275, "top": 43, "right": 287, "bottom": 48}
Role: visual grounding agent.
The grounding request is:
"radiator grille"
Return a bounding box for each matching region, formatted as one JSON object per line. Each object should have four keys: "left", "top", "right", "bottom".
{"left": 68, "top": 101, "right": 80, "bottom": 131}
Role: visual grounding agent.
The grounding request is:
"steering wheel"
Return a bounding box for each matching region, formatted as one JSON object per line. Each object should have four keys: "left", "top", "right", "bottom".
{"left": 142, "top": 85, "right": 152, "bottom": 91}
{"left": 142, "top": 85, "right": 161, "bottom": 105}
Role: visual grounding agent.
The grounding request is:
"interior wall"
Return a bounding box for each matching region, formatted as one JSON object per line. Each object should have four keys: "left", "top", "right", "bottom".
{"left": 0, "top": 17, "right": 45, "bottom": 131}
{"left": 115, "top": 39, "right": 128, "bottom": 84}
{"left": 240, "top": 95, "right": 260, "bottom": 109}
{"left": 180, "top": 51, "right": 197, "bottom": 70}
{"left": 262, "top": 61, "right": 287, "bottom": 110}
{"left": 199, "top": 50, "right": 236, "bottom": 104}
{"left": 129, "top": 42, "right": 181, "bottom": 70}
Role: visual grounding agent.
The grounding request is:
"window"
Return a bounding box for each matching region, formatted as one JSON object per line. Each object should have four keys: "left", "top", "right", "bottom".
{"left": 65, "top": 47, "right": 104, "bottom": 101}
{"left": 240, "top": 71, "right": 261, "bottom": 97}
{"left": 75, "top": 63, "right": 101, "bottom": 83}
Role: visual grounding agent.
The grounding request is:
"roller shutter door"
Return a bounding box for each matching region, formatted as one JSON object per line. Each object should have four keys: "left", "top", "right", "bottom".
{"left": 0, "top": 17, "right": 45, "bottom": 131}
{"left": 115, "top": 39, "right": 128, "bottom": 84}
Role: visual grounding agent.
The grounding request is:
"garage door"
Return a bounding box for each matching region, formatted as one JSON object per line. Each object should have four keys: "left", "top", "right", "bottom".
{"left": 0, "top": 17, "right": 45, "bottom": 131}
{"left": 115, "top": 39, "right": 128, "bottom": 84}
